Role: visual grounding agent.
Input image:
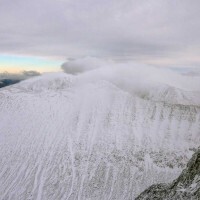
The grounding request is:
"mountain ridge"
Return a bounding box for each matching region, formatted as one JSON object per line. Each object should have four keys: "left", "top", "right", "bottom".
{"left": 0, "top": 72, "right": 199, "bottom": 199}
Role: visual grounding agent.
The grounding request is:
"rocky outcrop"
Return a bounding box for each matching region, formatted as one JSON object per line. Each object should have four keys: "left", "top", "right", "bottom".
{"left": 136, "top": 148, "right": 200, "bottom": 200}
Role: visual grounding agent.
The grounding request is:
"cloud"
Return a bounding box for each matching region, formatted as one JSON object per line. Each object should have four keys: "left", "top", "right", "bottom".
{"left": 0, "top": 0, "right": 200, "bottom": 67}
{"left": 22, "top": 70, "right": 41, "bottom": 77}
{"left": 61, "top": 57, "right": 109, "bottom": 74}
{"left": 61, "top": 57, "right": 200, "bottom": 92}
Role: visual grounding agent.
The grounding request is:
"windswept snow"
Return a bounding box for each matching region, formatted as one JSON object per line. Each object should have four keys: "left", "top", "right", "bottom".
{"left": 0, "top": 72, "right": 199, "bottom": 199}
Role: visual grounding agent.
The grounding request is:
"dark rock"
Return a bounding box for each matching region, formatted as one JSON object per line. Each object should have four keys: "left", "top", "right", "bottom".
{"left": 136, "top": 148, "right": 200, "bottom": 200}
{"left": 0, "top": 79, "right": 21, "bottom": 88}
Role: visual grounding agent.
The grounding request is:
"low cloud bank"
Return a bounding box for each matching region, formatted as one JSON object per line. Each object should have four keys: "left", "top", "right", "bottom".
{"left": 61, "top": 57, "right": 200, "bottom": 93}
{"left": 61, "top": 57, "right": 110, "bottom": 75}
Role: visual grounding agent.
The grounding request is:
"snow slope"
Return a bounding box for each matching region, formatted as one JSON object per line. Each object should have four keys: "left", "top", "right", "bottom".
{"left": 0, "top": 72, "right": 199, "bottom": 199}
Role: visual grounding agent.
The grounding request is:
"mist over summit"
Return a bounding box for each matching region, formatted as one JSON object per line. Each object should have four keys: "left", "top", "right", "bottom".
{"left": 59, "top": 57, "right": 200, "bottom": 106}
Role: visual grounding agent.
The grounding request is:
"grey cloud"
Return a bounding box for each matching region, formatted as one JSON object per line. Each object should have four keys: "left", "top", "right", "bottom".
{"left": 0, "top": 0, "right": 200, "bottom": 66}
{"left": 61, "top": 57, "right": 108, "bottom": 74}
{"left": 22, "top": 70, "right": 41, "bottom": 77}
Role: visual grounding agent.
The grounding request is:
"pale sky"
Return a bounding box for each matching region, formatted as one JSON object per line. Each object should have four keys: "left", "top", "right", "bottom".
{"left": 0, "top": 0, "right": 200, "bottom": 72}
{"left": 0, "top": 54, "right": 63, "bottom": 73}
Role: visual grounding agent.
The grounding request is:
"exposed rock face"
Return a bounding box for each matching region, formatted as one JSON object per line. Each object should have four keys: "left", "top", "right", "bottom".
{"left": 136, "top": 148, "right": 200, "bottom": 200}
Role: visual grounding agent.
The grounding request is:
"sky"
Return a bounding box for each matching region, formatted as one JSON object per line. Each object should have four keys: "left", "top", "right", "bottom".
{"left": 0, "top": 55, "right": 63, "bottom": 73}
{"left": 0, "top": 0, "right": 200, "bottom": 73}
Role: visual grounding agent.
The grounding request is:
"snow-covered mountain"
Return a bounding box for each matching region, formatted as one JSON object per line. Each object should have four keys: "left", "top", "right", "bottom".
{"left": 0, "top": 72, "right": 199, "bottom": 199}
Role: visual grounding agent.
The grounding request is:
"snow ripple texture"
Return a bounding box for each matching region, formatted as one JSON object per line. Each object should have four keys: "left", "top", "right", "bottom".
{"left": 0, "top": 73, "right": 199, "bottom": 200}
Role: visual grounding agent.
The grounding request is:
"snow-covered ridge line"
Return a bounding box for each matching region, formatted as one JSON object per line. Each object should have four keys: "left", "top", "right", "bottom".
{"left": 4, "top": 71, "right": 200, "bottom": 106}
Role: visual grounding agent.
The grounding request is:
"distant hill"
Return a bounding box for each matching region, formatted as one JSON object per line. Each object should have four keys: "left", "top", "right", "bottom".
{"left": 0, "top": 70, "right": 40, "bottom": 88}
{"left": 0, "top": 79, "right": 21, "bottom": 88}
